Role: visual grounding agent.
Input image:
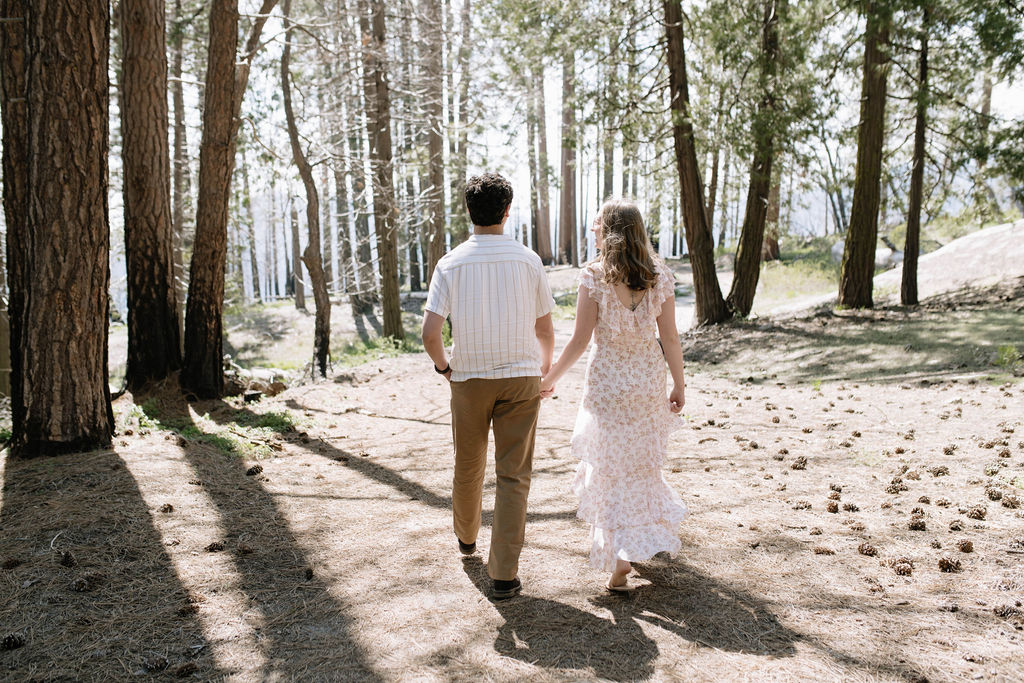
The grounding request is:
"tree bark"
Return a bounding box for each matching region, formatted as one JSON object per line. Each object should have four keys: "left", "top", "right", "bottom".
{"left": 558, "top": 51, "right": 577, "bottom": 266}
{"left": 182, "top": 0, "right": 239, "bottom": 398}
{"left": 423, "top": 0, "right": 446, "bottom": 284}
{"left": 839, "top": 1, "right": 891, "bottom": 309}
{"left": 664, "top": 0, "right": 728, "bottom": 326}
{"left": 359, "top": 0, "right": 404, "bottom": 339}
{"left": 717, "top": 145, "right": 730, "bottom": 248}
{"left": 727, "top": 0, "right": 782, "bottom": 317}
{"left": 534, "top": 67, "right": 553, "bottom": 264}
{"left": 448, "top": 0, "right": 472, "bottom": 244}
{"left": 289, "top": 205, "right": 305, "bottom": 310}
{"left": 122, "top": 0, "right": 182, "bottom": 391}
{"left": 5, "top": 0, "right": 114, "bottom": 455}
{"left": 181, "top": 0, "right": 276, "bottom": 398}
{"left": 902, "top": 7, "right": 927, "bottom": 307}
{"left": 526, "top": 75, "right": 539, "bottom": 252}
{"left": 762, "top": 164, "right": 782, "bottom": 261}
{"left": 242, "top": 154, "right": 261, "bottom": 301}
{"left": 282, "top": 0, "right": 331, "bottom": 375}
{"left": 170, "top": 0, "right": 191, "bottom": 350}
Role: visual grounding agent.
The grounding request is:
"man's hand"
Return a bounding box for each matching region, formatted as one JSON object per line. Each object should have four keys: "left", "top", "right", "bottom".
{"left": 539, "top": 374, "right": 555, "bottom": 398}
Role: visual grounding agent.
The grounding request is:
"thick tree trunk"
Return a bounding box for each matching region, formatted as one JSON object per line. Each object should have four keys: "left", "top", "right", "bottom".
{"left": 839, "top": 1, "right": 891, "bottom": 309}
{"left": 290, "top": 205, "right": 305, "bottom": 310}
{"left": 558, "top": 51, "right": 577, "bottom": 266}
{"left": 727, "top": 0, "right": 781, "bottom": 317}
{"left": 4, "top": 0, "right": 114, "bottom": 455}
{"left": 534, "top": 67, "right": 553, "bottom": 263}
{"left": 423, "top": 0, "right": 446, "bottom": 284}
{"left": 360, "top": 0, "right": 404, "bottom": 340}
{"left": 122, "top": 0, "right": 182, "bottom": 391}
{"left": 902, "top": 7, "right": 928, "bottom": 307}
{"left": 282, "top": 0, "right": 331, "bottom": 375}
{"left": 664, "top": 0, "right": 728, "bottom": 326}
{"left": 182, "top": 0, "right": 239, "bottom": 398}
{"left": 182, "top": 0, "right": 276, "bottom": 398}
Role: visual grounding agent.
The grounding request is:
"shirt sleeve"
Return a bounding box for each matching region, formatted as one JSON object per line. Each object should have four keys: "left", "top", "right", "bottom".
{"left": 424, "top": 267, "right": 451, "bottom": 318}
{"left": 535, "top": 264, "right": 555, "bottom": 318}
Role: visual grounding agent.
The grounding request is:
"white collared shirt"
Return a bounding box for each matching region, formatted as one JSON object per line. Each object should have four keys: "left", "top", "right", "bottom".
{"left": 425, "top": 234, "right": 555, "bottom": 382}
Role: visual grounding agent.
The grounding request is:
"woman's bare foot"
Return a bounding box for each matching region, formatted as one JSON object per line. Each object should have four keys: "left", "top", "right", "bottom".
{"left": 609, "top": 559, "right": 632, "bottom": 588}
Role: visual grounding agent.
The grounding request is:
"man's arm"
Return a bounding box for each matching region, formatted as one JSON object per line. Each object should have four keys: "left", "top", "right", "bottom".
{"left": 535, "top": 313, "right": 554, "bottom": 376}
{"left": 421, "top": 310, "right": 452, "bottom": 381}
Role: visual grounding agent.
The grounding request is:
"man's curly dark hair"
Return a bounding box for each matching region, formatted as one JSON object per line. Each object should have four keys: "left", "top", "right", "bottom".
{"left": 464, "top": 173, "right": 513, "bottom": 227}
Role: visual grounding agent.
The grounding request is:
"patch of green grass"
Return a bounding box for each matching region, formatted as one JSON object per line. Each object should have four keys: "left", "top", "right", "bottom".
{"left": 995, "top": 344, "right": 1022, "bottom": 370}
{"left": 336, "top": 335, "right": 423, "bottom": 368}
{"left": 0, "top": 427, "right": 11, "bottom": 444}
{"left": 233, "top": 410, "right": 295, "bottom": 433}
{"left": 752, "top": 250, "right": 839, "bottom": 313}
{"left": 553, "top": 292, "right": 578, "bottom": 321}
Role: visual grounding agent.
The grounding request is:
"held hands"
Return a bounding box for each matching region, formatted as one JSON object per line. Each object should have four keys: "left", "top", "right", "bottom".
{"left": 539, "top": 374, "right": 555, "bottom": 399}
{"left": 669, "top": 384, "right": 685, "bottom": 413}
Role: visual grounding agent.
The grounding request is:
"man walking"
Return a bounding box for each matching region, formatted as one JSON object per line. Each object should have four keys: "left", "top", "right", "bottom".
{"left": 421, "top": 173, "right": 555, "bottom": 599}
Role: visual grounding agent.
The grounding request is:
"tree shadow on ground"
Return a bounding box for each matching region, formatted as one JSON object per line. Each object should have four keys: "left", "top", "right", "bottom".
{"left": 0, "top": 449, "right": 222, "bottom": 679}
{"left": 460, "top": 555, "right": 659, "bottom": 681}
{"left": 151, "top": 396, "right": 381, "bottom": 681}
{"left": 353, "top": 310, "right": 382, "bottom": 343}
{"left": 222, "top": 304, "right": 306, "bottom": 361}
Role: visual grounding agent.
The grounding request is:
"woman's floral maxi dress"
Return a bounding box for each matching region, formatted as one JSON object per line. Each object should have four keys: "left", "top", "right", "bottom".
{"left": 570, "top": 261, "right": 688, "bottom": 571}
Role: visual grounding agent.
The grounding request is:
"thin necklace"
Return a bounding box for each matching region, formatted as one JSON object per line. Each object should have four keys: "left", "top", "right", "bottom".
{"left": 629, "top": 288, "right": 641, "bottom": 311}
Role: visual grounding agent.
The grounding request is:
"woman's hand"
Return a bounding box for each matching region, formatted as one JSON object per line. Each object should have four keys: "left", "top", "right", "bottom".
{"left": 669, "top": 384, "right": 685, "bottom": 413}
{"left": 540, "top": 374, "right": 555, "bottom": 398}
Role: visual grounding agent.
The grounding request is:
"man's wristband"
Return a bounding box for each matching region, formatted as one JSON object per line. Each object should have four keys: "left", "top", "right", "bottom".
{"left": 434, "top": 362, "right": 451, "bottom": 375}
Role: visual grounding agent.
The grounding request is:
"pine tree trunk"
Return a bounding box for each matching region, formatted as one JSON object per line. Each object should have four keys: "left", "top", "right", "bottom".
{"left": 333, "top": 166, "right": 353, "bottom": 293}
{"left": 5, "top": 0, "right": 114, "bottom": 455}
{"left": 534, "top": 67, "right": 553, "bottom": 264}
{"left": 423, "top": 0, "right": 446, "bottom": 285}
{"left": 718, "top": 146, "right": 730, "bottom": 248}
{"left": 706, "top": 87, "right": 726, "bottom": 229}
{"left": 182, "top": 0, "right": 276, "bottom": 398}
{"left": 321, "top": 163, "right": 333, "bottom": 289}
{"left": 170, "top": 0, "right": 190, "bottom": 350}
{"left": 664, "top": 0, "right": 728, "bottom": 326}
{"left": 727, "top": 0, "right": 781, "bottom": 318}
{"left": 360, "top": 0, "right": 404, "bottom": 340}
{"left": 122, "top": 0, "right": 182, "bottom": 391}
{"left": 282, "top": 0, "right": 331, "bottom": 375}
{"left": 558, "top": 51, "right": 577, "bottom": 266}
{"left": 839, "top": 1, "right": 891, "bottom": 309}
{"left": 290, "top": 205, "right": 306, "bottom": 310}
{"left": 902, "top": 7, "right": 927, "bottom": 307}
{"left": 182, "top": 0, "right": 239, "bottom": 398}
{"left": 242, "top": 155, "right": 261, "bottom": 301}
{"left": 526, "top": 76, "right": 540, "bottom": 252}
{"left": 449, "top": 0, "right": 472, "bottom": 243}
{"left": 762, "top": 165, "right": 782, "bottom": 261}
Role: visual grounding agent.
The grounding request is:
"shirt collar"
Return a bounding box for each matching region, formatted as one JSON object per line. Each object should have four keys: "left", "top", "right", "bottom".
{"left": 468, "top": 233, "right": 512, "bottom": 242}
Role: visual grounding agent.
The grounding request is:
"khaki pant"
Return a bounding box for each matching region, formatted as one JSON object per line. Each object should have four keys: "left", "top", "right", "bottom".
{"left": 450, "top": 376, "right": 540, "bottom": 581}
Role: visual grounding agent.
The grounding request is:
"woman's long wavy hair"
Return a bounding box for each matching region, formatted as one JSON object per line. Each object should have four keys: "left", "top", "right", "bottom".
{"left": 597, "top": 198, "right": 658, "bottom": 291}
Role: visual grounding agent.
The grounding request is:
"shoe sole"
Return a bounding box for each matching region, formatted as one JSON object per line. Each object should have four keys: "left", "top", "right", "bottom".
{"left": 492, "top": 581, "right": 522, "bottom": 600}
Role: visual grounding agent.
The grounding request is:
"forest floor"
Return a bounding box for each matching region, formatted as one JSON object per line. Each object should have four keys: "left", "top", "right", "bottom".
{"left": 3, "top": 222, "right": 1024, "bottom": 682}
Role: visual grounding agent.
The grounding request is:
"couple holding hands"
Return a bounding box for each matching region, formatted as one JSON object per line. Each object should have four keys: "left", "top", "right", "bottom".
{"left": 422, "top": 172, "right": 688, "bottom": 599}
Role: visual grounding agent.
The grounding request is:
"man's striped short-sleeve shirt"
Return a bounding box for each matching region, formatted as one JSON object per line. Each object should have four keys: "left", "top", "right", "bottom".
{"left": 425, "top": 234, "right": 555, "bottom": 382}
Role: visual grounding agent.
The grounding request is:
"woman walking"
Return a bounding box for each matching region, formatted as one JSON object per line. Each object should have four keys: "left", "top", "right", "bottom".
{"left": 541, "top": 198, "right": 688, "bottom": 592}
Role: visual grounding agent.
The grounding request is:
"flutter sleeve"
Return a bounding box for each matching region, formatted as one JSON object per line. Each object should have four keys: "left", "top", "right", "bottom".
{"left": 656, "top": 261, "right": 677, "bottom": 306}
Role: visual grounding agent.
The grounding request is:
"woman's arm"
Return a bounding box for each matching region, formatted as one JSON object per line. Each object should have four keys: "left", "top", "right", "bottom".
{"left": 540, "top": 285, "right": 598, "bottom": 394}
{"left": 656, "top": 297, "right": 686, "bottom": 412}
